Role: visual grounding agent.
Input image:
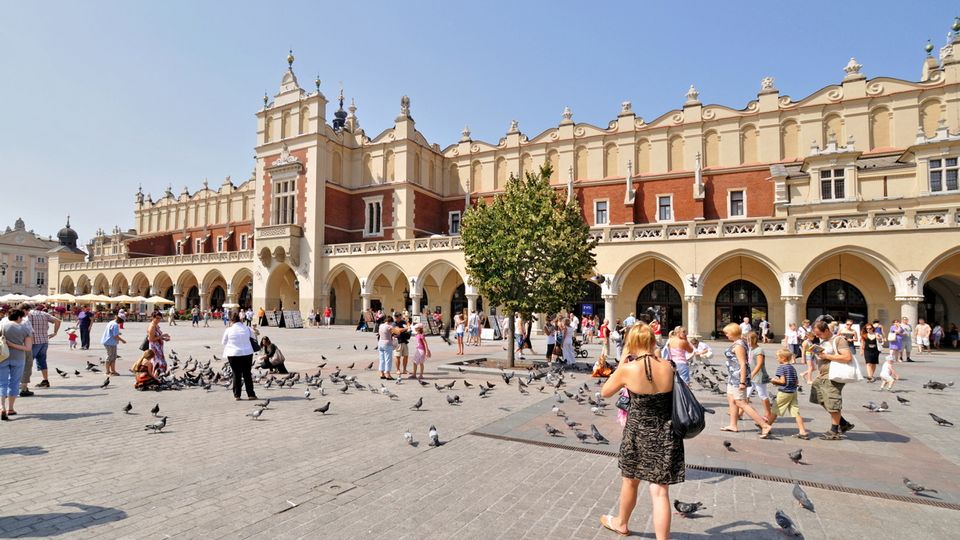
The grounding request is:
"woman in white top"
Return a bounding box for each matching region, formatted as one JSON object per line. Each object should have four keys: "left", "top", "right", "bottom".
{"left": 222, "top": 311, "right": 257, "bottom": 400}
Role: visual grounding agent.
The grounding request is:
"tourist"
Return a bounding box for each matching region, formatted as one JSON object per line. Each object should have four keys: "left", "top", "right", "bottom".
{"left": 257, "top": 307, "right": 268, "bottom": 327}
{"left": 613, "top": 319, "right": 625, "bottom": 360}
{"left": 878, "top": 351, "right": 900, "bottom": 391}
{"left": 759, "top": 317, "right": 770, "bottom": 343}
{"left": 739, "top": 316, "right": 752, "bottom": 337}
{"left": 101, "top": 313, "right": 126, "bottom": 376}
{"left": 861, "top": 323, "right": 882, "bottom": 381}
{"left": 687, "top": 337, "right": 712, "bottom": 364}
{"left": 223, "top": 311, "right": 257, "bottom": 400}
{"left": 798, "top": 319, "right": 811, "bottom": 342}
{"left": 24, "top": 304, "right": 61, "bottom": 393}
{"left": 77, "top": 305, "right": 93, "bottom": 349}
{"left": 622, "top": 312, "right": 636, "bottom": 329}
{"left": 323, "top": 305, "right": 332, "bottom": 328}
{"left": 900, "top": 317, "right": 914, "bottom": 361}
{"left": 203, "top": 309, "right": 210, "bottom": 327}
{"left": 411, "top": 323, "right": 430, "bottom": 380}
{"left": 191, "top": 306, "right": 200, "bottom": 327}
{"left": 599, "top": 323, "right": 683, "bottom": 539}
{"left": 117, "top": 307, "right": 126, "bottom": 329}
{"left": 394, "top": 316, "right": 411, "bottom": 375}
{"left": 543, "top": 316, "right": 557, "bottom": 361}
{"left": 0, "top": 309, "right": 33, "bottom": 420}
{"left": 887, "top": 319, "right": 904, "bottom": 362}
{"left": 521, "top": 316, "right": 535, "bottom": 355}
{"left": 785, "top": 322, "right": 800, "bottom": 358}
{"left": 949, "top": 323, "right": 959, "bottom": 348}
{"left": 307, "top": 309, "right": 316, "bottom": 327}
{"left": 66, "top": 328, "right": 78, "bottom": 349}
{"left": 377, "top": 315, "right": 398, "bottom": 379}
{"left": 839, "top": 319, "right": 857, "bottom": 354}
{"left": 720, "top": 323, "right": 773, "bottom": 437}
{"left": 132, "top": 349, "right": 162, "bottom": 390}
{"left": 569, "top": 309, "right": 580, "bottom": 335}
{"left": 513, "top": 313, "right": 525, "bottom": 358}
{"left": 147, "top": 311, "right": 171, "bottom": 374}
{"left": 799, "top": 332, "right": 818, "bottom": 384}
{"left": 931, "top": 322, "right": 943, "bottom": 349}
{"left": 583, "top": 315, "right": 594, "bottom": 344}
{"left": 453, "top": 311, "right": 465, "bottom": 355}
{"left": 666, "top": 326, "right": 693, "bottom": 384}
{"left": 810, "top": 320, "right": 855, "bottom": 440}
{"left": 478, "top": 311, "right": 488, "bottom": 346}
{"left": 257, "top": 336, "right": 288, "bottom": 374}
{"left": 599, "top": 318, "right": 610, "bottom": 360}
{"left": 768, "top": 349, "right": 809, "bottom": 439}
{"left": 167, "top": 305, "right": 177, "bottom": 326}
{"left": 915, "top": 318, "right": 931, "bottom": 354}
{"left": 745, "top": 331, "right": 773, "bottom": 423}
{"left": 561, "top": 315, "right": 576, "bottom": 365}
{"left": 649, "top": 317, "right": 662, "bottom": 346}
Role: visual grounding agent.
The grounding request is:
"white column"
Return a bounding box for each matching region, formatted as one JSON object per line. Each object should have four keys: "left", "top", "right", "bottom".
{"left": 782, "top": 295, "right": 801, "bottom": 333}
{"left": 173, "top": 285, "right": 184, "bottom": 310}
{"left": 199, "top": 287, "right": 208, "bottom": 310}
{"left": 684, "top": 295, "right": 701, "bottom": 338}
{"left": 361, "top": 293, "right": 372, "bottom": 313}
{"left": 897, "top": 296, "right": 922, "bottom": 324}
{"left": 409, "top": 294, "right": 421, "bottom": 318}
{"left": 602, "top": 294, "right": 617, "bottom": 325}
{"left": 466, "top": 294, "right": 478, "bottom": 315}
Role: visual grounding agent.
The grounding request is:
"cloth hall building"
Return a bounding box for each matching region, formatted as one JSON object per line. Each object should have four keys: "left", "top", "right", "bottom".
{"left": 50, "top": 25, "right": 960, "bottom": 337}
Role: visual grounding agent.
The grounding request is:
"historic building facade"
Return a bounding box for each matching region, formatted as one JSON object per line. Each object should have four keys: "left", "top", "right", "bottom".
{"left": 51, "top": 21, "right": 960, "bottom": 336}
{"left": 0, "top": 218, "right": 59, "bottom": 296}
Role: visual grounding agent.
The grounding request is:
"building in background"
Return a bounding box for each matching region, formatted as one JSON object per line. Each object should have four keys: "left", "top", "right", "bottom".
{"left": 0, "top": 218, "right": 59, "bottom": 296}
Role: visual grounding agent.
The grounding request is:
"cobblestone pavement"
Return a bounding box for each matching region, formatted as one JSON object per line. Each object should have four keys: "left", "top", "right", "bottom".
{"left": 0, "top": 323, "right": 958, "bottom": 539}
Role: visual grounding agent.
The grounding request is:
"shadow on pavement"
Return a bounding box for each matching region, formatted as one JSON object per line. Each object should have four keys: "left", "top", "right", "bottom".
{"left": 0, "top": 446, "right": 47, "bottom": 456}
{"left": 842, "top": 431, "right": 910, "bottom": 443}
{"left": 24, "top": 412, "right": 111, "bottom": 421}
{"left": 0, "top": 503, "right": 126, "bottom": 538}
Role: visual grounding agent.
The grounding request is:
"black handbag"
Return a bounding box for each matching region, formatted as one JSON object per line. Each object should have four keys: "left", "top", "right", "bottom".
{"left": 250, "top": 336, "right": 261, "bottom": 353}
{"left": 139, "top": 337, "right": 150, "bottom": 352}
{"left": 670, "top": 361, "right": 706, "bottom": 439}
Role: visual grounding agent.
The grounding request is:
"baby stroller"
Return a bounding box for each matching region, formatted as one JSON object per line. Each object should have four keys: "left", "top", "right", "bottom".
{"left": 573, "top": 337, "right": 589, "bottom": 358}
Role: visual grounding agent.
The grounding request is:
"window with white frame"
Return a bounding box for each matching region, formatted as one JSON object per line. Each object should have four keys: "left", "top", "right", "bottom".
{"left": 195, "top": 239, "right": 202, "bottom": 254}
{"left": 216, "top": 236, "right": 224, "bottom": 252}
{"left": 35, "top": 271, "right": 45, "bottom": 287}
{"left": 14, "top": 255, "right": 23, "bottom": 263}
{"left": 448, "top": 211, "right": 462, "bottom": 235}
{"left": 13, "top": 269, "right": 23, "bottom": 285}
{"left": 175, "top": 241, "right": 182, "bottom": 255}
{"left": 929, "top": 158, "right": 959, "bottom": 193}
{"left": 819, "top": 168, "right": 845, "bottom": 200}
{"left": 240, "top": 234, "right": 248, "bottom": 250}
{"left": 364, "top": 196, "right": 383, "bottom": 237}
{"left": 729, "top": 190, "right": 746, "bottom": 217}
{"left": 657, "top": 195, "right": 673, "bottom": 222}
{"left": 272, "top": 176, "right": 296, "bottom": 225}
{"left": 594, "top": 200, "right": 609, "bottom": 226}
{"left": 36, "top": 257, "right": 45, "bottom": 264}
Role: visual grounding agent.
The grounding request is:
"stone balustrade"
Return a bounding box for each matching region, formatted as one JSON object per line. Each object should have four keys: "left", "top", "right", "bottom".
{"left": 60, "top": 250, "right": 254, "bottom": 271}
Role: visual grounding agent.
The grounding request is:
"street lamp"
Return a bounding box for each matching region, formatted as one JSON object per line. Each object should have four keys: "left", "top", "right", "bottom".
{"left": 293, "top": 279, "right": 300, "bottom": 291}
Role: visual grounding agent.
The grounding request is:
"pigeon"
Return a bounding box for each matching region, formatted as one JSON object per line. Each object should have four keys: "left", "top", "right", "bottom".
{"left": 518, "top": 384, "right": 529, "bottom": 395}
{"left": 591, "top": 406, "right": 604, "bottom": 416}
{"left": 485, "top": 381, "right": 496, "bottom": 389}
{"left": 100, "top": 377, "right": 110, "bottom": 389}
{"left": 364, "top": 345, "right": 369, "bottom": 351}
{"left": 552, "top": 405, "right": 564, "bottom": 416}
{"left": 862, "top": 401, "right": 879, "bottom": 412}
{"left": 304, "top": 389, "right": 312, "bottom": 400}
{"left": 203, "top": 345, "right": 211, "bottom": 349}
{"left": 929, "top": 413, "right": 953, "bottom": 426}
{"left": 435, "top": 383, "right": 445, "bottom": 392}
{"left": 340, "top": 383, "right": 350, "bottom": 393}
{"left": 314, "top": 401, "right": 331, "bottom": 414}
{"left": 403, "top": 429, "right": 415, "bottom": 446}
{"left": 563, "top": 417, "right": 580, "bottom": 428}
{"left": 144, "top": 416, "right": 167, "bottom": 433}
{"left": 775, "top": 510, "right": 801, "bottom": 537}
{"left": 428, "top": 425, "right": 442, "bottom": 447}
{"left": 86, "top": 361, "right": 96, "bottom": 370}
{"left": 347, "top": 362, "right": 355, "bottom": 370}
{"left": 788, "top": 449, "right": 803, "bottom": 464}
{"left": 446, "top": 395, "right": 457, "bottom": 406}
{"left": 478, "top": 386, "right": 489, "bottom": 398}
{"left": 792, "top": 483, "right": 814, "bottom": 511}
{"left": 353, "top": 345, "right": 357, "bottom": 350}
{"left": 590, "top": 424, "right": 609, "bottom": 444}
{"left": 896, "top": 395, "right": 910, "bottom": 405}
{"left": 74, "top": 370, "right": 81, "bottom": 377}
{"left": 366, "top": 362, "right": 374, "bottom": 370}
{"left": 150, "top": 403, "right": 160, "bottom": 417}
{"left": 122, "top": 402, "right": 133, "bottom": 414}
{"left": 544, "top": 424, "right": 564, "bottom": 437}
{"left": 458, "top": 367, "right": 465, "bottom": 374}
{"left": 903, "top": 477, "right": 938, "bottom": 495}
{"left": 255, "top": 399, "right": 271, "bottom": 409}
{"left": 573, "top": 430, "right": 589, "bottom": 443}
{"left": 877, "top": 401, "right": 889, "bottom": 412}
{"left": 417, "top": 379, "right": 429, "bottom": 387}
{"left": 56, "top": 368, "right": 69, "bottom": 378}
{"left": 445, "top": 380, "right": 456, "bottom": 389}
{"left": 673, "top": 500, "right": 704, "bottom": 517}
{"left": 246, "top": 408, "right": 264, "bottom": 420}
{"left": 411, "top": 397, "right": 423, "bottom": 411}
{"left": 923, "top": 380, "right": 950, "bottom": 391}
{"left": 723, "top": 440, "right": 735, "bottom": 452}
{"left": 463, "top": 380, "right": 473, "bottom": 388}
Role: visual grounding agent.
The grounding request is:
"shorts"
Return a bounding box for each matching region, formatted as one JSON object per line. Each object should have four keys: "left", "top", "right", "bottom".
{"left": 32, "top": 343, "right": 49, "bottom": 370}
{"left": 810, "top": 377, "right": 844, "bottom": 412}
{"left": 774, "top": 391, "right": 800, "bottom": 417}
{"left": 394, "top": 343, "right": 409, "bottom": 357}
{"left": 917, "top": 337, "right": 930, "bottom": 347}
{"left": 747, "top": 381, "right": 770, "bottom": 401}
{"left": 726, "top": 384, "right": 748, "bottom": 401}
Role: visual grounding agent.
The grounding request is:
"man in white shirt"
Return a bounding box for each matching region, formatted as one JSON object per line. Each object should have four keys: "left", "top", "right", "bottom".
{"left": 759, "top": 318, "right": 770, "bottom": 343}
{"left": 785, "top": 322, "right": 800, "bottom": 357}
{"left": 467, "top": 310, "right": 479, "bottom": 346}
{"left": 739, "top": 316, "right": 752, "bottom": 336}
{"left": 569, "top": 311, "right": 579, "bottom": 334}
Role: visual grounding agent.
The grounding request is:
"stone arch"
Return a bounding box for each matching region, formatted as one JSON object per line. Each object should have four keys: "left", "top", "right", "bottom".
{"left": 547, "top": 149, "right": 560, "bottom": 182}
{"left": 799, "top": 250, "right": 898, "bottom": 324}
{"left": 471, "top": 160, "right": 483, "bottom": 191}
{"left": 415, "top": 260, "right": 466, "bottom": 325}
{"left": 918, "top": 247, "right": 960, "bottom": 326}
{"left": 869, "top": 106, "right": 891, "bottom": 149}
{"left": 822, "top": 113, "right": 843, "bottom": 145}
{"left": 153, "top": 272, "right": 174, "bottom": 301}
{"left": 612, "top": 252, "right": 687, "bottom": 296}
{"left": 740, "top": 124, "right": 758, "bottom": 164}
{"left": 521, "top": 153, "right": 533, "bottom": 177}
{"left": 202, "top": 269, "right": 228, "bottom": 310}
{"left": 230, "top": 268, "right": 254, "bottom": 297}
{"left": 920, "top": 98, "right": 943, "bottom": 138}
{"left": 604, "top": 143, "right": 618, "bottom": 178}
{"left": 495, "top": 156, "right": 507, "bottom": 190}
{"left": 780, "top": 120, "right": 800, "bottom": 160}
{"left": 92, "top": 273, "right": 110, "bottom": 295}
{"left": 797, "top": 245, "right": 898, "bottom": 295}
{"left": 201, "top": 269, "right": 227, "bottom": 293}
{"left": 698, "top": 249, "right": 783, "bottom": 290}
{"left": 76, "top": 275, "right": 91, "bottom": 295}
{"left": 282, "top": 109, "right": 293, "bottom": 139}
{"left": 575, "top": 146, "right": 588, "bottom": 180}
{"left": 265, "top": 263, "right": 298, "bottom": 311}
{"left": 668, "top": 135, "right": 684, "bottom": 171}
{"left": 130, "top": 272, "right": 150, "bottom": 296}
{"left": 60, "top": 275, "right": 75, "bottom": 295}
{"left": 368, "top": 261, "right": 411, "bottom": 315}
{"left": 614, "top": 254, "right": 687, "bottom": 328}
{"left": 703, "top": 130, "right": 720, "bottom": 167}
{"left": 177, "top": 270, "right": 200, "bottom": 309}
{"left": 636, "top": 138, "right": 651, "bottom": 173}
{"left": 111, "top": 273, "right": 129, "bottom": 296}
{"left": 699, "top": 251, "right": 783, "bottom": 337}
{"left": 326, "top": 263, "right": 361, "bottom": 324}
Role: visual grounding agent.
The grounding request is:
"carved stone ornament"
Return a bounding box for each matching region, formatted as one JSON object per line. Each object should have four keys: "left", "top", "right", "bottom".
{"left": 562, "top": 106, "right": 573, "bottom": 121}
{"left": 788, "top": 274, "right": 797, "bottom": 288}
{"left": 760, "top": 76, "right": 775, "bottom": 91}
{"left": 400, "top": 95, "right": 410, "bottom": 117}
{"left": 685, "top": 85, "right": 700, "bottom": 104}
{"left": 271, "top": 144, "right": 300, "bottom": 167}
{"left": 508, "top": 119, "right": 519, "bottom": 133}
{"left": 620, "top": 101, "right": 633, "bottom": 114}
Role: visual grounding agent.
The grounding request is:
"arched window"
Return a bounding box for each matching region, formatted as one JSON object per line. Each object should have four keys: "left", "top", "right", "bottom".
{"left": 521, "top": 153, "right": 533, "bottom": 178}
{"left": 869, "top": 107, "right": 891, "bottom": 149}
{"left": 413, "top": 151, "right": 422, "bottom": 184}
{"left": 715, "top": 280, "right": 767, "bottom": 335}
{"left": 186, "top": 286, "right": 201, "bottom": 309}
{"left": 805, "top": 279, "right": 867, "bottom": 324}
{"left": 604, "top": 144, "right": 618, "bottom": 177}
{"left": 471, "top": 160, "right": 483, "bottom": 192}
{"left": 636, "top": 139, "right": 650, "bottom": 173}
{"left": 823, "top": 114, "right": 843, "bottom": 145}
{"left": 210, "top": 286, "right": 226, "bottom": 310}
{"left": 636, "top": 280, "right": 683, "bottom": 331}
{"left": 703, "top": 131, "right": 720, "bottom": 167}
{"left": 781, "top": 120, "right": 799, "bottom": 160}
{"left": 449, "top": 164, "right": 460, "bottom": 193}
{"left": 921, "top": 99, "right": 942, "bottom": 138}
{"left": 669, "top": 135, "right": 684, "bottom": 171}
{"left": 495, "top": 157, "right": 507, "bottom": 189}
{"left": 428, "top": 158, "right": 436, "bottom": 190}
{"left": 740, "top": 125, "right": 758, "bottom": 164}
{"left": 575, "top": 146, "right": 588, "bottom": 180}
{"left": 547, "top": 150, "right": 559, "bottom": 183}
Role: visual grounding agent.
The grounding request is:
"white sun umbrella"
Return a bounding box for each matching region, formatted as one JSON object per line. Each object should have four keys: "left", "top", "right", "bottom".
{"left": 132, "top": 296, "right": 149, "bottom": 303}
{"left": 48, "top": 293, "right": 77, "bottom": 303}
{"left": 221, "top": 302, "right": 240, "bottom": 309}
{"left": 2, "top": 293, "right": 32, "bottom": 303}
{"left": 75, "top": 293, "right": 101, "bottom": 303}
{"left": 112, "top": 294, "right": 135, "bottom": 303}
{"left": 30, "top": 294, "right": 49, "bottom": 303}
{"left": 146, "top": 295, "right": 175, "bottom": 305}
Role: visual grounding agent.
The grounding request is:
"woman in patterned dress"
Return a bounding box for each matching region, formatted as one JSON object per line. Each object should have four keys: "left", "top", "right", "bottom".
{"left": 599, "top": 322, "right": 683, "bottom": 539}
{"left": 146, "top": 311, "right": 170, "bottom": 374}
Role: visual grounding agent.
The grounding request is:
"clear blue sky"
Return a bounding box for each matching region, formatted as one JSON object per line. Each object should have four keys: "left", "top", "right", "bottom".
{"left": 1, "top": 1, "right": 955, "bottom": 243}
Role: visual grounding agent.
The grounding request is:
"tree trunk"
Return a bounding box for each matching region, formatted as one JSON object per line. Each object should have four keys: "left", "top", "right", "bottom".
{"left": 506, "top": 313, "right": 515, "bottom": 368}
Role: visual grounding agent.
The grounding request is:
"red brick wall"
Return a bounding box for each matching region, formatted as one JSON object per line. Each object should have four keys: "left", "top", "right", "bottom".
{"left": 323, "top": 186, "right": 395, "bottom": 243}
{"left": 126, "top": 222, "right": 253, "bottom": 257}
{"left": 702, "top": 169, "right": 772, "bottom": 219}
{"left": 261, "top": 149, "right": 308, "bottom": 226}
{"left": 414, "top": 190, "right": 445, "bottom": 235}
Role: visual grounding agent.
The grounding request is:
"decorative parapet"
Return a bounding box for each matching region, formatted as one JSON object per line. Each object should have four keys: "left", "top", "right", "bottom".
{"left": 60, "top": 250, "right": 254, "bottom": 271}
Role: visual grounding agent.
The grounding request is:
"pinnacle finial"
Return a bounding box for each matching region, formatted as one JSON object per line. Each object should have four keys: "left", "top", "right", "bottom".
{"left": 263, "top": 91, "right": 268, "bottom": 106}
{"left": 66, "top": 215, "right": 71, "bottom": 228}
{"left": 926, "top": 39, "right": 935, "bottom": 55}
{"left": 953, "top": 16, "right": 960, "bottom": 33}
{"left": 315, "top": 74, "right": 321, "bottom": 91}
{"left": 287, "top": 49, "right": 295, "bottom": 68}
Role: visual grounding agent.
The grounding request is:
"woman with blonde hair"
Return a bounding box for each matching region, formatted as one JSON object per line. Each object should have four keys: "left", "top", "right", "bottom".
{"left": 599, "top": 322, "right": 684, "bottom": 539}
{"left": 666, "top": 326, "right": 694, "bottom": 384}
{"left": 720, "top": 323, "right": 773, "bottom": 437}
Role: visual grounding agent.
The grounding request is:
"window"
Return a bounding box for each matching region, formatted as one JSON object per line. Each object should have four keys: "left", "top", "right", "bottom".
{"left": 240, "top": 234, "right": 248, "bottom": 250}
{"left": 449, "top": 211, "right": 462, "bottom": 235}
{"left": 729, "top": 190, "right": 746, "bottom": 217}
{"left": 364, "top": 197, "right": 383, "bottom": 237}
{"left": 175, "top": 241, "right": 182, "bottom": 255}
{"left": 195, "top": 239, "right": 202, "bottom": 254}
{"left": 35, "top": 271, "right": 45, "bottom": 287}
{"left": 929, "top": 158, "right": 959, "bottom": 193}
{"left": 272, "top": 177, "right": 296, "bottom": 225}
{"left": 594, "top": 200, "right": 609, "bottom": 226}
{"left": 13, "top": 270, "right": 23, "bottom": 285}
{"left": 216, "top": 236, "right": 224, "bottom": 252}
{"left": 657, "top": 195, "right": 673, "bottom": 222}
{"left": 14, "top": 255, "right": 23, "bottom": 263}
{"left": 36, "top": 257, "right": 45, "bottom": 264}
{"left": 819, "top": 168, "right": 845, "bottom": 200}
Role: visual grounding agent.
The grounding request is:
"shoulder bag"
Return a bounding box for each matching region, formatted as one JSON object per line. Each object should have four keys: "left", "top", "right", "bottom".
{"left": 249, "top": 327, "right": 261, "bottom": 353}
{"left": 670, "top": 359, "right": 706, "bottom": 439}
{"left": 827, "top": 336, "right": 864, "bottom": 384}
{"left": 270, "top": 347, "right": 285, "bottom": 366}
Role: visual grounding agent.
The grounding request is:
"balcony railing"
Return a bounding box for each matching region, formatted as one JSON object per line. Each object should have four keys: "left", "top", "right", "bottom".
{"left": 60, "top": 250, "right": 254, "bottom": 272}
{"left": 324, "top": 208, "right": 958, "bottom": 256}
{"left": 255, "top": 224, "right": 303, "bottom": 239}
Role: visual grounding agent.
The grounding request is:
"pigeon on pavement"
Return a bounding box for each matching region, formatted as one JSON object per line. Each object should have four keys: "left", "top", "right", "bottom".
{"left": 929, "top": 413, "right": 954, "bottom": 426}
{"left": 100, "top": 377, "right": 110, "bottom": 388}
{"left": 144, "top": 416, "right": 167, "bottom": 433}
{"left": 151, "top": 403, "right": 160, "bottom": 417}
{"left": 411, "top": 397, "right": 423, "bottom": 411}
{"left": 246, "top": 408, "right": 264, "bottom": 420}
{"left": 723, "top": 440, "right": 734, "bottom": 451}
{"left": 314, "top": 402, "right": 331, "bottom": 414}
{"left": 903, "top": 477, "right": 938, "bottom": 495}
{"left": 122, "top": 402, "right": 133, "bottom": 414}
{"left": 544, "top": 424, "right": 564, "bottom": 437}
{"left": 403, "top": 429, "right": 415, "bottom": 446}
{"left": 775, "top": 510, "right": 801, "bottom": 537}
{"left": 895, "top": 395, "right": 910, "bottom": 405}
{"left": 590, "top": 424, "right": 609, "bottom": 444}
{"left": 428, "top": 425, "right": 442, "bottom": 447}
{"left": 673, "top": 500, "right": 704, "bottom": 517}
{"left": 788, "top": 449, "right": 803, "bottom": 464}
{"left": 792, "top": 483, "right": 814, "bottom": 511}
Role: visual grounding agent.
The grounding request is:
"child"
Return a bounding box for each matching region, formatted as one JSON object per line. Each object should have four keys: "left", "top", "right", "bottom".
{"left": 411, "top": 324, "right": 430, "bottom": 380}
{"left": 799, "top": 335, "right": 818, "bottom": 384}
{"left": 66, "top": 328, "right": 78, "bottom": 349}
{"left": 131, "top": 349, "right": 161, "bottom": 391}
{"left": 878, "top": 352, "right": 900, "bottom": 391}
{"left": 769, "top": 349, "right": 809, "bottom": 440}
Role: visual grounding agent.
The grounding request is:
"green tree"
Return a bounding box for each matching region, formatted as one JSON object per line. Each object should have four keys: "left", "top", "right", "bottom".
{"left": 461, "top": 162, "right": 598, "bottom": 366}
